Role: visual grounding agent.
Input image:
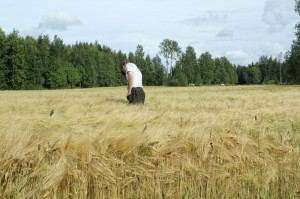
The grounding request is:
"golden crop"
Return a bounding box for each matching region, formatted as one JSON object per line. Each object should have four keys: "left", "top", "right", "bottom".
{"left": 0, "top": 86, "right": 299, "bottom": 198}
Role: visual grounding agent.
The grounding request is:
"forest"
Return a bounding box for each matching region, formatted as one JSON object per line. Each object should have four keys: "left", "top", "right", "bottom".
{"left": 0, "top": 0, "right": 299, "bottom": 89}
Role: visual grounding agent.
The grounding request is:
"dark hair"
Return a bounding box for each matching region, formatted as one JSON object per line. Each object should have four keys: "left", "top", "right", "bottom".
{"left": 120, "top": 60, "right": 129, "bottom": 75}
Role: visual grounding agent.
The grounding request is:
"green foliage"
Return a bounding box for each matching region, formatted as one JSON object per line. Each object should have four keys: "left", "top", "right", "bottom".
{"left": 159, "top": 38, "right": 181, "bottom": 75}
{"left": 284, "top": 0, "right": 300, "bottom": 84}
{"left": 237, "top": 63, "right": 261, "bottom": 85}
{"left": 286, "top": 39, "right": 300, "bottom": 84}
{"left": 114, "top": 50, "right": 127, "bottom": 86}
{"left": 181, "top": 46, "right": 197, "bottom": 84}
{"left": 5, "top": 30, "right": 26, "bottom": 89}
{"left": 143, "top": 55, "right": 154, "bottom": 85}
{"left": 169, "top": 79, "right": 180, "bottom": 86}
{"left": 266, "top": 79, "right": 276, "bottom": 84}
{"left": 1, "top": 14, "right": 300, "bottom": 90}
{"left": 97, "top": 51, "right": 115, "bottom": 87}
{"left": 249, "top": 64, "right": 261, "bottom": 84}
{"left": 24, "top": 36, "right": 45, "bottom": 89}
{"left": 198, "top": 52, "right": 215, "bottom": 85}
{"left": 151, "top": 56, "right": 166, "bottom": 85}
{"left": 214, "top": 57, "right": 237, "bottom": 84}
{"left": 65, "top": 63, "right": 81, "bottom": 88}
{"left": 169, "top": 62, "right": 188, "bottom": 86}
{"left": 0, "top": 28, "right": 8, "bottom": 89}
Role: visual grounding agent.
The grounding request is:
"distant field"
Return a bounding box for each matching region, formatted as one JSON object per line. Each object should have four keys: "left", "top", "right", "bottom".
{"left": 0, "top": 86, "right": 299, "bottom": 198}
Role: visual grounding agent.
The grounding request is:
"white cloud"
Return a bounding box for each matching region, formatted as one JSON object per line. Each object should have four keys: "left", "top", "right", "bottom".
{"left": 226, "top": 50, "right": 251, "bottom": 65}
{"left": 22, "top": 27, "right": 42, "bottom": 38}
{"left": 226, "top": 50, "right": 249, "bottom": 59}
{"left": 263, "top": 0, "right": 298, "bottom": 32}
{"left": 183, "top": 11, "right": 227, "bottom": 26}
{"left": 216, "top": 28, "right": 234, "bottom": 38}
{"left": 0, "top": 0, "right": 297, "bottom": 65}
{"left": 38, "top": 12, "right": 81, "bottom": 31}
{"left": 262, "top": 42, "right": 286, "bottom": 57}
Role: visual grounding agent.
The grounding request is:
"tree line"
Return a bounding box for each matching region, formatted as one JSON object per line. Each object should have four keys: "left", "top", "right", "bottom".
{"left": 0, "top": 0, "right": 299, "bottom": 89}
{"left": 0, "top": 30, "right": 167, "bottom": 89}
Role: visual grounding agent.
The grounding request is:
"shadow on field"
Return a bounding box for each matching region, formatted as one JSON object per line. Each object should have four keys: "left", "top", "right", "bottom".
{"left": 105, "top": 98, "right": 128, "bottom": 104}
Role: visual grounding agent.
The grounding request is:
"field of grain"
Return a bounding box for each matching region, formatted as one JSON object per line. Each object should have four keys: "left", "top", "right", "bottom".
{"left": 0, "top": 86, "right": 299, "bottom": 198}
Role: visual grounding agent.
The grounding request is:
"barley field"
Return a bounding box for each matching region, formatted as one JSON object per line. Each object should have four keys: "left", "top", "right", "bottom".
{"left": 0, "top": 86, "right": 299, "bottom": 199}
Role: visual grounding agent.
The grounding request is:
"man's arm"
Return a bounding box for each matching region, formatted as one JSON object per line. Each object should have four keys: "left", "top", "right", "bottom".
{"left": 127, "top": 71, "right": 134, "bottom": 96}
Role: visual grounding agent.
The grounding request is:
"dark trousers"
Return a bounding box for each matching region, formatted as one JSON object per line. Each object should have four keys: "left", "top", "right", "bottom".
{"left": 127, "top": 87, "right": 145, "bottom": 104}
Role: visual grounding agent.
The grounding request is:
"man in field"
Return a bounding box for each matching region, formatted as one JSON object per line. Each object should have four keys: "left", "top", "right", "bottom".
{"left": 121, "top": 60, "right": 145, "bottom": 104}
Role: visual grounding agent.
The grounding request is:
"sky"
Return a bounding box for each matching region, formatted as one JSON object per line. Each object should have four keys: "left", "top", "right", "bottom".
{"left": 0, "top": 0, "right": 298, "bottom": 65}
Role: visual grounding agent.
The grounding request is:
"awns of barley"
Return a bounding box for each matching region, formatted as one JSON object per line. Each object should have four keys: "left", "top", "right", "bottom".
{"left": 0, "top": 86, "right": 299, "bottom": 198}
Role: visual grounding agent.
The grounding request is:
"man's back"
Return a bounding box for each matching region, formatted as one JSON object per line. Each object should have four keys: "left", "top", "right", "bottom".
{"left": 125, "top": 63, "right": 143, "bottom": 88}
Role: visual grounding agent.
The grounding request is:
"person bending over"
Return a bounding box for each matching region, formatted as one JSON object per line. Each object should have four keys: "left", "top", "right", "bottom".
{"left": 121, "top": 60, "right": 145, "bottom": 104}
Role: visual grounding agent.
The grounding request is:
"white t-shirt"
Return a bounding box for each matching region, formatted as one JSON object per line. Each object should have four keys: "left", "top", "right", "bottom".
{"left": 125, "top": 63, "right": 143, "bottom": 88}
